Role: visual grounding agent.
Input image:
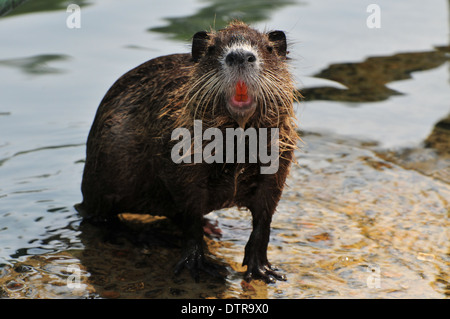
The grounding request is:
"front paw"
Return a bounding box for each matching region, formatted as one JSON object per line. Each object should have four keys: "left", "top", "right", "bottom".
{"left": 244, "top": 262, "right": 286, "bottom": 283}
{"left": 174, "top": 243, "right": 227, "bottom": 282}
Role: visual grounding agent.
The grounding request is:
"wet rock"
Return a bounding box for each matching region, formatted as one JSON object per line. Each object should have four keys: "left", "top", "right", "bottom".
{"left": 6, "top": 280, "right": 24, "bottom": 291}
{"left": 169, "top": 287, "right": 186, "bottom": 296}
{"left": 144, "top": 288, "right": 163, "bottom": 298}
{"left": 13, "top": 264, "right": 34, "bottom": 273}
{"left": 102, "top": 290, "right": 120, "bottom": 299}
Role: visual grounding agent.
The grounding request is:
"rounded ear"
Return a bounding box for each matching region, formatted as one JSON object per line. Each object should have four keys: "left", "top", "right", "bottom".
{"left": 192, "top": 31, "right": 210, "bottom": 62}
{"left": 267, "top": 30, "right": 287, "bottom": 57}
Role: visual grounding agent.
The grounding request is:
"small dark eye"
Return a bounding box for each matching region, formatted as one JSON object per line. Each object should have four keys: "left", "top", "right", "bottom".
{"left": 207, "top": 45, "right": 216, "bottom": 54}
{"left": 266, "top": 45, "right": 273, "bottom": 53}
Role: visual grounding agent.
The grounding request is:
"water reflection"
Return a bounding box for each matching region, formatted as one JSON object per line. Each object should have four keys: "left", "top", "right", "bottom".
{"left": 377, "top": 113, "right": 450, "bottom": 184}
{"left": 0, "top": 54, "right": 71, "bottom": 75}
{"left": 425, "top": 113, "right": 450, "bottom": 155}
{"left": 75, "top": 215, "right": 232, "bottom": 299}
{"left": 0, "top": 143, "right": 83, "bottom": 167}
{"left": 0, "top": 0, "right": 28, "bottom": 16}
{"left": 0, "top": 0, "right": 89, "bottom": 18}
{"left": 0, "top": 0, "right": 449, "bottom": 299}
{"left": 300, "top": 46, "right": 450, "bottom": 102}
{"left": 149, "top": 0, "right": 302, "bottom": 40}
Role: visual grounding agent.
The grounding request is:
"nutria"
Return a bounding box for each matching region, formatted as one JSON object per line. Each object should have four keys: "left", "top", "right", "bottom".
{"left": 77, "top": 21, "right": 298, "bottom": 283}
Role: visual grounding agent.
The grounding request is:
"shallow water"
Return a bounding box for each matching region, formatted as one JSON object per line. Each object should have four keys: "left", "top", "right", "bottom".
{"left": 0, "top": 0, "right": 449, "bottom": 299}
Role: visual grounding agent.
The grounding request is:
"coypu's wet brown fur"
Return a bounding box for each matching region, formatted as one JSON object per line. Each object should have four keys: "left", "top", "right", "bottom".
{"left": 78, "top": 21, "right": 299, "bottom": 283}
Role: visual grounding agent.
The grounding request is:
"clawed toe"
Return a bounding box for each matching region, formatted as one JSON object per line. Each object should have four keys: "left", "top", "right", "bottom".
{"left": 244, "top": 264, "right": 286, "bottom": 283}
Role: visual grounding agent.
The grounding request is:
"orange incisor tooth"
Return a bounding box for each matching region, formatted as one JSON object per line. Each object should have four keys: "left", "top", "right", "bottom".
{"left": 235, "top": 81, "right": 248, "bottom": 102}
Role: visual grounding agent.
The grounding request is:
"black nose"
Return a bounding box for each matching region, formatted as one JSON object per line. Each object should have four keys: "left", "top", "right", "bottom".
{"left": 225, "top": 50, "right": 257, "bottom": 66}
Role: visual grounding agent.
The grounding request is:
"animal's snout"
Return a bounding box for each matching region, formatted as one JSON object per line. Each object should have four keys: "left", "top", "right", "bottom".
{"left": 225, "top": 49, "right": 257, "bottom": 66}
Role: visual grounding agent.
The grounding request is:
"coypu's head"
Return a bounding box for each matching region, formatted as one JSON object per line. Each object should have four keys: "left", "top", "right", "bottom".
{"left": 185, "top": 21, "right": 295, "bottom": 129}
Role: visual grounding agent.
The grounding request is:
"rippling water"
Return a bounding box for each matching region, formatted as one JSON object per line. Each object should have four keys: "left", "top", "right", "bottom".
{"left": 0, "top": 0, "right": 449, "bottom": 298}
